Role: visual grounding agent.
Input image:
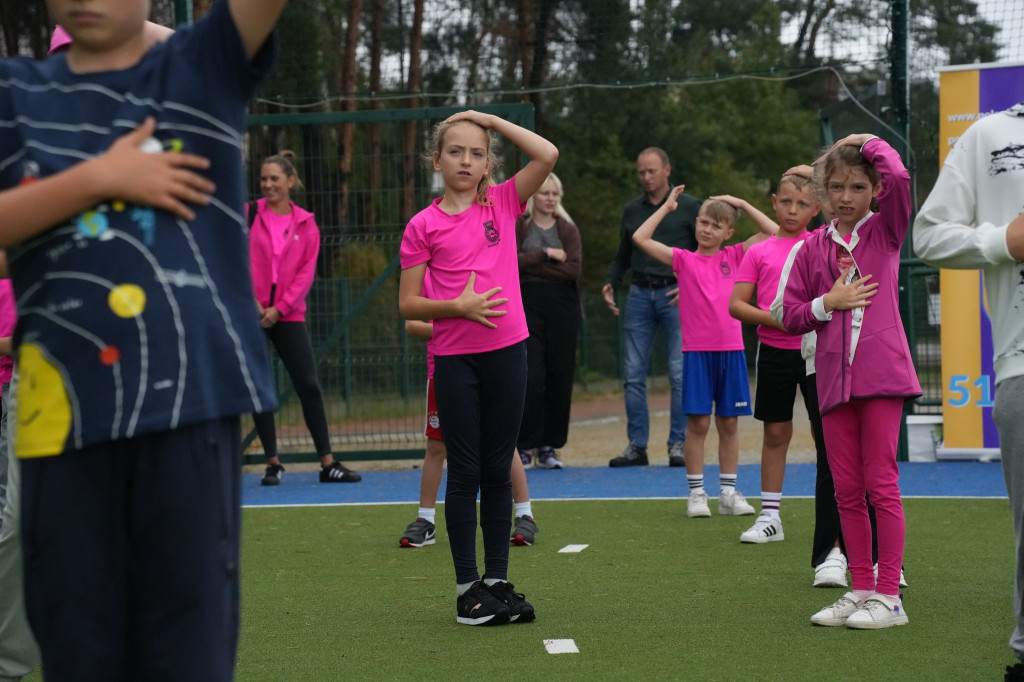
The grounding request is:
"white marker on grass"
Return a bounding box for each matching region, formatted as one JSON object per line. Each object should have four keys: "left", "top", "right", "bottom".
{"left": 558, "top": 544, "right": 589, "bottom": 553}
{"left": 544, "top": 639, "right": 579, "bottom": 654}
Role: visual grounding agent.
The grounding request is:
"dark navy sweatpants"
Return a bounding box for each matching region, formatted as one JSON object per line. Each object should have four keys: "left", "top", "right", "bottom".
{"left": 20, "top": 417, "right": 242, "bottom": 682}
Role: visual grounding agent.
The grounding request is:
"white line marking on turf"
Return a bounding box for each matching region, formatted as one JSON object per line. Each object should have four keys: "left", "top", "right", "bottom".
{"left": 558, "top": 544, "right": 589, "bottom": 553}
{"left": 544, "top": 639, "right": 579, "bottom": 654}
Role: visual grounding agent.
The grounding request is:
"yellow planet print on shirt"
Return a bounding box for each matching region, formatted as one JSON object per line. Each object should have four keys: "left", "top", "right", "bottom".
{"left": 15, "top": 344, "right": 72, "bottom": 458}
{"left": 109, "top": 284, "right": 147, "bottom": 318}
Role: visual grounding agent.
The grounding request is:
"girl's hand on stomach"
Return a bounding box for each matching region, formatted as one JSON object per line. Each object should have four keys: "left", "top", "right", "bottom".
{"left": 456, "top": 272, "right": 508, "bottom": 329}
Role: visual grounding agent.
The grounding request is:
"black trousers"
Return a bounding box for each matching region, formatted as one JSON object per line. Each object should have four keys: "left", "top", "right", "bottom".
{"left": 253, "top": 320, "right": 332, "bottom": 459}
{"left": 518, "top": 281, "right": 579, "bottom": 451}
{"left": 21, "top": 418, "right": 241, "bottom": 681}
{"left": 435, "top": 342, "right": 526, "bottom": 584}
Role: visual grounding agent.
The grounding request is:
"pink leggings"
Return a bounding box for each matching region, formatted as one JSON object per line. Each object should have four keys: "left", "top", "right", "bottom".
{"left": 821, "top": 397, "right": 905, "bottom": 595}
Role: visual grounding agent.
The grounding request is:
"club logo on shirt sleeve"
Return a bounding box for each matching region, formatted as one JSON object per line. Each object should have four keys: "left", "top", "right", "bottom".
{"left": 483, "top": 220, "right": 500, "bottom": 245}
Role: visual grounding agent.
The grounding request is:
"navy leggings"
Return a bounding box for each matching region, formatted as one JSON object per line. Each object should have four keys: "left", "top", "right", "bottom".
{"left": 434, "top": 342, "right": 526, "bottom": 584}
{"left": 253, "top": 321, "right": 332, "bottom": 458}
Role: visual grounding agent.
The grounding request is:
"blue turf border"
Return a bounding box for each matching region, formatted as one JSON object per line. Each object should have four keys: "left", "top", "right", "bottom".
{"left": 243, "top": 461, "right": 1008, "bottom": 507}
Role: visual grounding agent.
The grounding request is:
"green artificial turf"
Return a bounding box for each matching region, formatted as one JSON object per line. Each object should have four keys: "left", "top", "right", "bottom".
{"left": 234, "top": 498, "right": 1016, "bottom": 681}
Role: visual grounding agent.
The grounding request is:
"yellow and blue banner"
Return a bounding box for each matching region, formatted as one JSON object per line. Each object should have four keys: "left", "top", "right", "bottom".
{"left": 936, "top": 61, "right": 1024, "bottom": 458}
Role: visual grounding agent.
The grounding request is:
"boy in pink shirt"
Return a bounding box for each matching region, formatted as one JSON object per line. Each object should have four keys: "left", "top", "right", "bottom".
{"left": 724, "top": 172, "right": 824, "bottom": 550}
{"left": 632, "top": 188, "right": 776, "bottom": 518}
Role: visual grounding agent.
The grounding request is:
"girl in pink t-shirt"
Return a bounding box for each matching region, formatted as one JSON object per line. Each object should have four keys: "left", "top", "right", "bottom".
{"left": 398, "top": 110, "right": 557, "bottom": 626}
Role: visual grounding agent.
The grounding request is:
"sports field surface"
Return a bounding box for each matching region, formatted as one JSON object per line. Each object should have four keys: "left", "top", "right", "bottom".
{"left": 228, "top": 461, "right": 1012, "bottom": 681}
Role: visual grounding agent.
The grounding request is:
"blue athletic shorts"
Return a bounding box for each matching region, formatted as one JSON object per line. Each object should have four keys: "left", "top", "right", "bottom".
{"left": 682, "top": 350, "right": 753, "bottom": 417}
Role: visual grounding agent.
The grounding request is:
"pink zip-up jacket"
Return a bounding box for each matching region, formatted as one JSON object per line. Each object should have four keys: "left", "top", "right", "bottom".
{"left": 777, "top": 137, "right": 922, "bottom": 415}
{"left": 248, "top": 198, "right": 320, "bottom": 322}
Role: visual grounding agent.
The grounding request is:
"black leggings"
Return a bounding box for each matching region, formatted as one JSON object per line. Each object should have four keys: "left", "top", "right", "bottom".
{"left": 434, "top": 342, "right": 526, "bottom": 584}
{"left": 253, "top": 321, "right": 332, "bottom": 459}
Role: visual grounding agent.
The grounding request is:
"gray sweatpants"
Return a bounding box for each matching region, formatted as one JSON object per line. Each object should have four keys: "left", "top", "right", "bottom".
{"left": 995, "top": 375, "right": 1024, "bottom": 661}
{"left": 0, "top": 375, "right": 41, "bottom": 681}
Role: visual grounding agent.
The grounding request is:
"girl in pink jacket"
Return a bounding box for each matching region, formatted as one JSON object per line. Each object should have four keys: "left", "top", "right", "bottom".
{"left": 249, "top": 151, "right": 360, "bottom": 485}
{"left": 776, "top": 135, "right": 921, "bottom": 630}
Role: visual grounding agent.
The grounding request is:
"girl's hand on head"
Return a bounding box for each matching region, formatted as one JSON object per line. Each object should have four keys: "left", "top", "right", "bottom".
{"left": 445, "top": 110, "right": 494, "bottom": 129}
{"left": 456, "top": 272, "right": 508, "bottom": 329}
{"left": 814, "top": 134, "right": 876, "bottom": 166}
{"left": 823, "top": 269, "right": 878, "bottom": 312}
{"left": 98, "top": 117, "right": 215, "bottom": 220}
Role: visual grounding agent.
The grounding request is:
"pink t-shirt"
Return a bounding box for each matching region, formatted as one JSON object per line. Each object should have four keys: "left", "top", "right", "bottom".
{"left": 400, "top": 178, "right": 528, "bottom": 356}
{"left": 671, "top": 243, "right": 746, "bottom": 352}
{"left": 262, "top": 210, "right": 293, "bottom": 283}
{"left": 735, "top": 233, "right": 811, "bottom": 350}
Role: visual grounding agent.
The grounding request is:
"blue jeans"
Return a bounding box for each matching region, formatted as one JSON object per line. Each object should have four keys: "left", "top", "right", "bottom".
{"left": 622, "top": 284, "right": 686, "bottom": 448}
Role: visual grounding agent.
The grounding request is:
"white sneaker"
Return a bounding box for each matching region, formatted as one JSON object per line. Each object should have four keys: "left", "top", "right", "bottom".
{"left": 845, "top": 595, "right": 908, "bottom": 629}
{"left": 813, "top": 547, "right": 849, "bottom": 588}
{"left": 810, "top": 592, "right": 864, "bottom": 626}
{"left": 873, "top": 563, "right": 908, "bottom": 588}
{"left": 687, "top": 490, "right": 711, "bottom": 518}
{"left": 718, "top": 489, "right": 756, "bottom": 516}
{"left": 739, "top": 513, "right": 784, "bottom": 543}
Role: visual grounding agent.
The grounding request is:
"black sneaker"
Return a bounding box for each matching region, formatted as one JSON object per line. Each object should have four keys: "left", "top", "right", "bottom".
{"left": 1006, "top": 662, "right": 1024, "bottom": 681}
{"left": 488, "top": 581, "right": 535, "bottom": 623}
{"left": 535, "top": 447, "right": 564, "bottom": 469}
{"left": 667, "top": 442, "right": 686, "bottom": 467}
{"left": 518, "top": 448, "right": 534, "bottom": 468}
{"left": 261, "top": 463, "right": 285, "bottom": 486}
{"left": 609, "top": 442, "right": 648, "bottom": 467}
{"left": 510, "top": 515, "right": 538, "bottom": 546}
{"left": 319, "top": 461, "right": 362, "bottom": 483}
{"left": 400, "top": 518, "right": 436, "bottom": 548}
{"left": 456, "top": 581, "right": 510, "bottom": 626}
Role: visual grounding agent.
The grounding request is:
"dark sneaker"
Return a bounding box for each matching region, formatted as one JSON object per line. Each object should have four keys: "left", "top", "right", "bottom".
{"left": 519, "top": 449, "right": 534, "bottom": 468}
{"left": 535, "top": 447, "right": 564, "bottom": 469}
{"left": 510, "top": 515, "right": 539, "bottom": 546}
{"left": 456, "top": 581, "right": 510, "bottom": 626}
{"left": 488, "top": 581, "right": 535, "bottom": 623}
{"left": 667, "top": 442, "right": 686, "bottom": 467}
{"left": 1006, "top": 662, "right": 1024, "bottom": 681}
{"left": 609, "top": 442, "right": 648, "bottom": 467}
{"left": 400, "top": 518, "right": 436, "bottom": 548}
{"left": 319, "top": 461, "right": 362, "bottom": 483}
{"left": 261, "top": 463, "right": 285, "bottom": 486}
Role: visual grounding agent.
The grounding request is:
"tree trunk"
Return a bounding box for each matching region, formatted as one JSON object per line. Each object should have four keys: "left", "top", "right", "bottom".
{"left": 402, "top": 0, "right": 424, "bottom": 228}
{"left": 368, "top": 0, "right": 384, "bottom": 232}
{"left": 337, "top": 0, "right": 364, "bottom": 235}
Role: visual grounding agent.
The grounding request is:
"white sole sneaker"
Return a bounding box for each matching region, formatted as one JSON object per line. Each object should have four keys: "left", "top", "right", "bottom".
{"left": 811, "top": 592, "right": 864, "bottom": 626}
{"left": 687, "top": 491, "right": 711, "bottom": 518}
{"left": 813, "top": 548, "right": 849, "bottom": 587}
{"left": 845, "top": 597, "right": 908, "bottom": 629}
{"left": 718, "top": 490, "right": 756, "bottom": 516}
{"left": 873, "top": 563, "right": 909, "bottom": 588}
{"left": 739, "top": 513, "right": 784, "bottom": 543}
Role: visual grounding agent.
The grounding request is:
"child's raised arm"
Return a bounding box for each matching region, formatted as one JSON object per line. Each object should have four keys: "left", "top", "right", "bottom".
{"left": 711, "top": 194, "right": 779, "bottom": 235}
{"left": 228, "top": 0, "right": 288, "bottom": 61}
{"left": 631, "top": 185, "right": 685, "bottom": 266}
{"left": 444, "top": 111, "right": 558, "bottom": 204}
{"left": 0, "top": 118, "right": 213, "bottom": 248}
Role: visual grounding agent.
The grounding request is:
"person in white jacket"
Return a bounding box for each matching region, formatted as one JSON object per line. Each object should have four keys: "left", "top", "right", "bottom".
{"left": 912, "top": 101, "right": 1024, "bottom": 677}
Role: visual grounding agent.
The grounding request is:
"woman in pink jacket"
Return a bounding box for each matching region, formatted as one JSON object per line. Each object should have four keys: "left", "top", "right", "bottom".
{"left": 776, "top": 135, "right": 920, "bottom": 629}
{"left": 249, "top": 151, "right": 360, "bottom": 485}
